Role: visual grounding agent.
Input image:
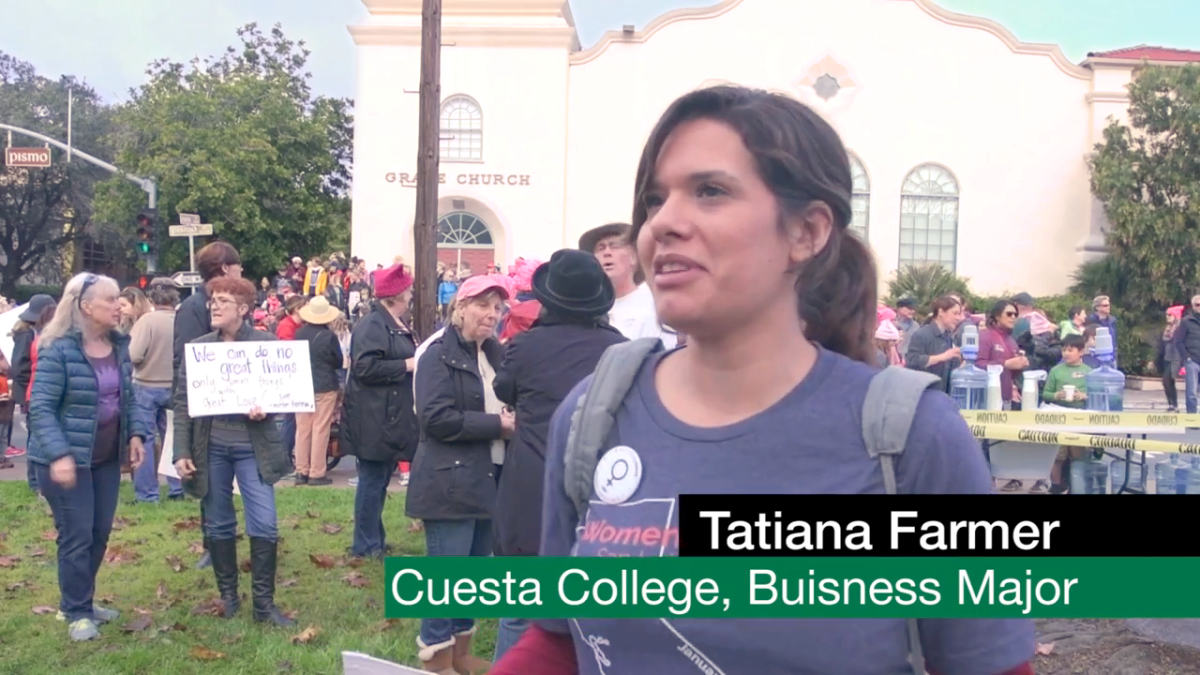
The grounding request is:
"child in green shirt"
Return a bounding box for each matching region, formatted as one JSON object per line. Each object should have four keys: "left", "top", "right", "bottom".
{"left": 1043, "top": 334, "right": 1092, "bottom": 493}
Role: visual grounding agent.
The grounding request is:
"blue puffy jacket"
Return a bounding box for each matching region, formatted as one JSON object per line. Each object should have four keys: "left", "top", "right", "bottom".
{"left": 27, "top": 329, "right": 149, "bottom": 467}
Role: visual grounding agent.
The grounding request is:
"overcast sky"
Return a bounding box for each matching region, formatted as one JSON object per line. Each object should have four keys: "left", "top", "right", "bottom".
{"left": 2, "top": 0, "right": 1197, "bottom": 102}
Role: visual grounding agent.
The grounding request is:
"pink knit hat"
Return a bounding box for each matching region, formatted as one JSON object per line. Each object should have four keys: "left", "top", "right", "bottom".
{"left": 507, "top": 257, "right": 542, "bottom": 293}
{"left": 374, "top": 264, "right": 413, "bottom": 298}
{"left": 875, "top": 321, "right": 900, "bottom": 341}
{"left": 1168, "top": 305, "right": 1185, "bottom": 319}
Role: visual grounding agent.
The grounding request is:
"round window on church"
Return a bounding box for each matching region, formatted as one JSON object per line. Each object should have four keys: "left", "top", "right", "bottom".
{"left": 437, "top": 211, "right": 495, "bottom": 272}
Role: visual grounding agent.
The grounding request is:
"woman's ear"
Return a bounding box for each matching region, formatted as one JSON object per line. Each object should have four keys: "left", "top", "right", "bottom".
{"left": 784, "top": 202, "right": 835, "bottom": 268}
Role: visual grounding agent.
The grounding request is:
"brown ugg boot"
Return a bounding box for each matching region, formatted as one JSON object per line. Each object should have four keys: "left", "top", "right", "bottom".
{"left": 417, "top": 637, "right": 457, "bottom": 675}
{"left": 451, "top": 629, "right": 492, "bottom": 675}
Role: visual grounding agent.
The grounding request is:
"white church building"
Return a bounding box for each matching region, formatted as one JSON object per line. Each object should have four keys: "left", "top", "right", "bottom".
{"left": 348, "top": 0, "right": 1200, "bottom": 294}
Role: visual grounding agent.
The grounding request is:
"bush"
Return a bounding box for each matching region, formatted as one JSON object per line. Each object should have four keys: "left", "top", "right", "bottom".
{"left": 11, "top": 285, "right": 62, "bottom": 304}
{"left": 883, "top": 264, "right": 974, "bottom": 316}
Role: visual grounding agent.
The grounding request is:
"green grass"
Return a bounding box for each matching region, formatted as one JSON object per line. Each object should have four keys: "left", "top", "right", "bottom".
{"left": 0, "top": 480, "right": 498, "bottom": 674}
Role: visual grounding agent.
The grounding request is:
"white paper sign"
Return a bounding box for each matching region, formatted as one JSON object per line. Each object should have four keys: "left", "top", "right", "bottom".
{"left": 184, "top": 340, "right": 315, "bottom": 416}
{"left": 159, "top": 411, "right": 178, "bottom": 479}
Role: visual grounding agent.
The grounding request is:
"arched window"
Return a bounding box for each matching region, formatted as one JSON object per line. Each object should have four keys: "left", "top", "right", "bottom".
{"left": 848, "top": 153, "right": 870, "bottom": 240}
{"left": 899, "top": 164, "right": 959, "bottom": 271}
{"left": 440, "top": 96, "right": 483, "bottom": 161}
{"left": 437, "top": 212, "right": 493, "bottom": 247}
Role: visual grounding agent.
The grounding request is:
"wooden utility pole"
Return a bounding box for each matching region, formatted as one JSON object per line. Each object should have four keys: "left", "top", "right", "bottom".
{"left": 412, "top": 0, "right": 442, "bottom": 342}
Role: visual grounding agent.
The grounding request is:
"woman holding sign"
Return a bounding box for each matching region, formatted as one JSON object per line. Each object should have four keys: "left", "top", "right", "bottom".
{"left": 172, "top": 276, "right": 295, "bottom": 628}
{"left": 491, "top": 86, "right": 1035, "bottom": 675}
{"left": 26, "top": 273, "right": 149, "bottom": 642}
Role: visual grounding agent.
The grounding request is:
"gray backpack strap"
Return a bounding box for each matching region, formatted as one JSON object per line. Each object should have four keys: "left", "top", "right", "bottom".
{"left": 861, "top": 365, "right": 940, "bottom": 675}
{"left": 564, "top": 338, "right": 663, "bottom": 518}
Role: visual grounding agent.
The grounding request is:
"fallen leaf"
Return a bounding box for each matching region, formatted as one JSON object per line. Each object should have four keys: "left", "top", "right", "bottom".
{"left": 164, "top": 622, "right": 187, "bottom": 632}
{"left": 31, "top": 605, "right": 55, "bottom": 615}
{"left": 29, "top": 547, "right": 45, "bottom": 558}
{"left": 132, "top": 607, "right": 154, "bottom": 615}
{"left": 377, "top": 619, "right": 401, "bottom": 631}
{"left": 103, "top": 546, "right": 140, "bottom": 564}
{"left": 282, "top": 608, "right": 299, "bottom": 621}
{"left": 343, "top": 572, "right": 370, "bottom": 588}
{"left": 156, "top": 582, "right": 169, "bottom": 599}
{"left": 40, "top": 530, "right": 57, "bottom": 541}
{"left": 165, "top": 555, "right": 184, "bottom": 573}
{"left": 282, "top": 517, "right": 300, "bottom": 530}
{"left": 190, "top": 645, "right": 225, "bottom": 661}
{"left": 277, "top": 661, "right": 294, "bottom": 672}
{"left": 122, "top": 614, "right": 153, "bottom": 633}
{"left": 345, "top": 557, "right": 366, "bottom": 569}
{"left": 221, "top": 634, "right": 243, "bottom": 645}
{"left": 309, "top": 554, "right": 336, "bottom": 569}
{"left": 111, "top": 517, "right": 131, "bottom": 531}
{"left": 239, "top": 559, "right": 252, "bottom": 573}
{"left": 1035, "top": 642, "right": 1056, "bottom": 656}
{"left": 279, "top": 578, "right": 299, "bottom": 588}
{"left": 305, "top": 510, "right": 319, "bottom": 519}
{"left": 290, "top": 625, "right": 320, "bottom": 645}
{"left": 5, "top": 581, "right": 27, "bottom": 592}
{"left": 98, "top": 593, "right": 116, "bottom": 604}
{"left": 173, "top": 517, "right": 201, "bottom": 532}
{"left": 190, "top": 597, "right": 226, "bottom": 617}
{"left": 0, "top": 556, "right": 21, "bottom": 568}
{"left": 187, "top": 541, "right": 205, "bottom": 555}
{"left": 320, "top": 523, "right": 342, "bottom": 535}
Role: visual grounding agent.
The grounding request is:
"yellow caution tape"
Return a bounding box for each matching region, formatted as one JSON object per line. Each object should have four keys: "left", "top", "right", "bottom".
{"left": 960, "top": 410, "right": 1200, "bottom": 428}
{"left": 968, "top": 423, "right": 1200, "bottom": 455}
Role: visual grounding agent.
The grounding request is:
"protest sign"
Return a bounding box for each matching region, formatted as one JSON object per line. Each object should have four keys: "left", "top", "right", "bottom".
{"left": 184, "top": 340, "right": 315, "bottom": 416}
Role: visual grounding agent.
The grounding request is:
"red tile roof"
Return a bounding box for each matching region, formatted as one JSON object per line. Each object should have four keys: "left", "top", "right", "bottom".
{"left": 1087, "top": 45, "right": 1200, "bottom": 62}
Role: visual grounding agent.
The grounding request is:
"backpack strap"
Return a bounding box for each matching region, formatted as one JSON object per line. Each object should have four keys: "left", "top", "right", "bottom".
{"left": 861, "top": 365, "right": 941, "bottom": 675}
{"left": 563, "top": 338, "right": 663, "bottom": 518}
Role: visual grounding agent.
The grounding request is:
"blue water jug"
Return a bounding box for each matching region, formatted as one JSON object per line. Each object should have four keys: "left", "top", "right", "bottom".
{"left": 950, "top": 324, "right": 988, "bottom": 410}
{"left": 1086, "top": 327, "right": 1125, "bottom": 412}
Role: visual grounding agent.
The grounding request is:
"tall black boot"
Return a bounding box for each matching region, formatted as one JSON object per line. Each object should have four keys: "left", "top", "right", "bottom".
{"left": 250, "top": 537, "right": 294, "bottom": 627}
{"left": 208, "top": 538, "right": 240, "bottom": 618}
{"left": 196, "top": 505, "right": 212, "bottom": 570}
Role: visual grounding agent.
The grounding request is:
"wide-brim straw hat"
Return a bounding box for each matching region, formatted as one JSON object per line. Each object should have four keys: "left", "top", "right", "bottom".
{"left": 298, "top": 296, "right": 340, "bottom": 325}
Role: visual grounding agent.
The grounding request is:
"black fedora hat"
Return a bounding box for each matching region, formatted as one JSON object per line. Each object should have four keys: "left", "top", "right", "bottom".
{"left": 532, "top": 249, "right": 615, "bottom": 318}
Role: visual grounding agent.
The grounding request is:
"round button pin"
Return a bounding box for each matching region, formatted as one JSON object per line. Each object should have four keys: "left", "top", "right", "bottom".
{"left": 594, "top": 445, "right": 643, "bottom": 505}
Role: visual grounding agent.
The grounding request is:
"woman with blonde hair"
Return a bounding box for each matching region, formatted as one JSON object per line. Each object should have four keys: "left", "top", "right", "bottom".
{"left": 118, "top": 287, "right": 151, "bottom": 335}
{"left": 27, "top": 273, "right": 148, "bottom": 641}
{"left": 407, "top": 276, "right": 514, "bottom": 674}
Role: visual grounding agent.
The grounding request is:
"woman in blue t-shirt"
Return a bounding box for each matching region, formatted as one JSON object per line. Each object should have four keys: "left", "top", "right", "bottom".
{"left": 491, "top": 85, "right": 1035, "bottom": 675}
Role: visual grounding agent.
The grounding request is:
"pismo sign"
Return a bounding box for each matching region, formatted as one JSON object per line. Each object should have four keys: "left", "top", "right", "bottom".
{"left": 385, "top": 172, "right": 531, "bottom": 187}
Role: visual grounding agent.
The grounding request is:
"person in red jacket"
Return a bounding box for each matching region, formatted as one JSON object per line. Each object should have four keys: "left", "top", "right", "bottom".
{"left": 491, "top": 84, "right": 1035, "bottom": 675}
{"left": 275, "top": 296, "right": 308, "bottom": 340}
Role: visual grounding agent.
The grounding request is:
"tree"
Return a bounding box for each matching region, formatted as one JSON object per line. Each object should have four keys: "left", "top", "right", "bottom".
{"left": 0, "top": 53, "right": 115, "bottom": 295}
{"left": 95, "top": 23, "right": 353, "bottom": 278}
{"left": 1090, "top": 64, "right": 1200, "bottom": 308}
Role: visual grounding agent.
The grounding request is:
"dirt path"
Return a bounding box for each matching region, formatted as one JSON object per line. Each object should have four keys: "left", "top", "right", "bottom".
{"left": 1035, "top": 619, "right": 1200, "bottom": 674}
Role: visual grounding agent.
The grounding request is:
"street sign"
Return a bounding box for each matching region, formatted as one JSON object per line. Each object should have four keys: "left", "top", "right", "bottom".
{"left": 4, "top": 147, "right": 51, "bottom": 168}
{"left": 169, "top": 223, "right": 214, "bottom": 237}
{"left": 171, "top": 271, "right": 202, "bottom": 287}
{"left": 178, "top": 213, "right": 200, "bottom": 226}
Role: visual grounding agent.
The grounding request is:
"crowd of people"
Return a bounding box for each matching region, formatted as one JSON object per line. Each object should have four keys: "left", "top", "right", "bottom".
{"left": 11, "top": 84, "right": 1045, "bottom": 675}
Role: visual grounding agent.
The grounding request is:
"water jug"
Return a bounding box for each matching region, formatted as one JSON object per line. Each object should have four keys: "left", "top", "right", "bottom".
{"left": 1156, "top": 456, "right": 1183, "bottom": 494}
{"left": 1110, "top": 458, "right": 1144, "bottom": 493}
{"left": 1086, "top": 327, "right": 1125, "bottom": 412}
{"left": 950, "top": 324, "right": 988, "bottom": 410}
{"left": 1069, "top": 457, "right": 1108, "bottom": 495}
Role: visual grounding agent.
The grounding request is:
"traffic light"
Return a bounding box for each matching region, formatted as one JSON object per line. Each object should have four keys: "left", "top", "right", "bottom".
{"left": 135, "top": 210, "right": 157, "bottom": 257}
{"left": 136, "top": 275, "right": 152, "bottom": 290}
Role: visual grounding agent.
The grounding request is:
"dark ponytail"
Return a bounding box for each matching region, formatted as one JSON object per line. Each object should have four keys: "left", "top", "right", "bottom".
{"left": 631, "top": 85, "right": 877, "bottom": 364}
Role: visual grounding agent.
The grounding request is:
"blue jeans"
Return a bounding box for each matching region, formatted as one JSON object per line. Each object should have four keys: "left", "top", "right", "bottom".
{"left": 281, "top": 414, "right": 297, "bottom": 461}
{"left": 37, "top": 460, "right": 122, "bottom": 622}
{"left": 201, "top": 441, "right": 278, "bottom": 541}
{"left": 351, "top": 459, "right": 392, "bottom": 558}
{"left": 1186, "top": 360, "right": 1200, "bottom": 414}
{"left": 27, "top": 457, "right": 38, "bottom": 492}
{"left": 132, "top": 384, "right": 183, "bottom": 501}
{"left": 494, "top": 617, "right": 530, "bottom": 661}
{"left": 419, "top": 519, "right": 493, "bottom": 648}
